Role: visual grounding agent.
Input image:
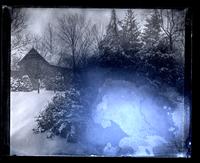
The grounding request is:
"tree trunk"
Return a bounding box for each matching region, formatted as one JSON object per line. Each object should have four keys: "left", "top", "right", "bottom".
{"left": 72, "top": 47, "right": 76, "bottom": 73}
{"left": 169, "top": 35, "right": 173, "bottom": 51}
{"left": 37, "top": 78, "right": 40, "bottom": 94}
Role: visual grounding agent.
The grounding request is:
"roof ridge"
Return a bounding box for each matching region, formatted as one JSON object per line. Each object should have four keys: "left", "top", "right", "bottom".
{"left": 18, "top": 48, "right": 49, "bottom": 65}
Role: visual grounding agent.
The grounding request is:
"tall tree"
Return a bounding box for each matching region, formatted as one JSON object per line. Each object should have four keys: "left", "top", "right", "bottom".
{"left": 42, "top": 23, "right": 54, "bottom": 56}
{"left": 142, "top": 10, "right": 162, "bottom": 48}
{"left": 102, "top": 9, "right": 120, "bottom": 53}
{"left": 57, "top": 14, "right": 93, "bottom": 71}
{"left": 11, "top": 9, "right": 31, "bottom": 70}
{"left": 11, "top": 9, "right": 26, "bottom": 36}
{"left": 77, "top": 25, "right": 95, "bottom": 67}
{"left": 106, "top": 9, "right": 119, "bottom": 38}
{"left": 11, "top": 9, "right": 30, "bottom": 55}
{"left": 118, "top": 9, "right": 141, "bottom": 52}
{"left": 30, "top": 23, "right": 60, "bottom": 65}
{"left": 42, "top": 23, "right": 59, "bottom": 58}
{"left": 91, "top": 23, "right": 105, "bottom": 56}
{"left": 37, "top": 23, "right": 61, "bottom": 63}
{"left": 156, "top": 9, "right": 185, "bottom": 52}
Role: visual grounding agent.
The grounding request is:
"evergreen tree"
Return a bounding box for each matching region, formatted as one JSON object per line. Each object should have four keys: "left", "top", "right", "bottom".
{"left": 98, "top": 9, "right": 124, "bottom": 67}
{"left": 102, "top": 9, "right": 121, "bottom": 53}
{"left": 142, "top": 10, "right": 162, "bottom": 48}
{"left": 118, "top": 9, "right": 141, "bottom": 53}
{"left": 33, "top": 87, "right": 86, "bottom": 143}
{"left": 106, "top": 9, "right": 118, "bottom": 36}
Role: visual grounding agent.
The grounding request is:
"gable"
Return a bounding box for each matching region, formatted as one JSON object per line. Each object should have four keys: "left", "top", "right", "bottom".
{"left": 18, "top": 48, "right": 49, "bottom": 66}
{"left": 17, "top": 48, "right": 72, "bottom": 79}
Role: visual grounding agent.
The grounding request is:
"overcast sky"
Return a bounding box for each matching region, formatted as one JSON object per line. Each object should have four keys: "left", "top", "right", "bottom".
{"left": 24, "top": 8, "right": 151, "bottom": 36}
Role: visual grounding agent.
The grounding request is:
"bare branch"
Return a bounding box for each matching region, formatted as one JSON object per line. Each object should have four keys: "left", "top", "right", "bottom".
{"left": 57, "top": 13, "right": 94, "bottom": 69}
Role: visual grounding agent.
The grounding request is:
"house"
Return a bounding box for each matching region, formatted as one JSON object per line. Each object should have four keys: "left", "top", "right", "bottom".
{"left": 17, "top": 48, "right": 72, "bottom": 90}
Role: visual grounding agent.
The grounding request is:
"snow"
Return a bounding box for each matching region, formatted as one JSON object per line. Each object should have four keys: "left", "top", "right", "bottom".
{"left": 58, "top": 123, "right": 66, "bottom": 133}
{"left": 10, "top": 90, "right": 67, "bottom": 155}
{"left": 103, "top": 142, "right": 118, "bottom": 155}
{"left": 11, "top": 90, "right": 96, "bottom": 156}
{"left": 10, "top": 79, "right": 190, "bottom": 157}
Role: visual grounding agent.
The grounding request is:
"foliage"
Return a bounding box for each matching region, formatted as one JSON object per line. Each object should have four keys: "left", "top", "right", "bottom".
{"left": 142, "top": 10, "right": 162, "bottom": 48}
{"left": 33, "top": 87, "right": 87, "bottom": 143}
{"left": 11, "top": 75, "right": 33, "bottom": 92}
{"left": 98, "top": 9, "right": 142, "bottom": 68}
{"left": 118, "top": 9, "right": 142, "bottom": 53}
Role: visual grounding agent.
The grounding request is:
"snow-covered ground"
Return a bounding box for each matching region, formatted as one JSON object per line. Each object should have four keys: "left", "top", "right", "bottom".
{"left": 10, "top": 90, "right": 68, "bottom": 155}
{"left": 10, "top": 80, "right": 190, "bottom": 157}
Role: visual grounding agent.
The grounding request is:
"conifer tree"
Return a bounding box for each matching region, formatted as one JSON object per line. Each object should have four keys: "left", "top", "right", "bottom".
{"left": 118, "top": 9, "right": 141, "bottom": 52}
{"left": 142, "top": 10, "right": 162, "bottom": 48}
{"left": 103, "top": 9, "right": 121, "bottom": 53}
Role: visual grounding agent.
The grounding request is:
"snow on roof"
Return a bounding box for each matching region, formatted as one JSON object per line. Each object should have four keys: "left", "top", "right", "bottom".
{"left": 18, "top": 48, "right": 70, "bottom": 68}
{"left": 18, "top": 48, "right": 48, "bottom": 65}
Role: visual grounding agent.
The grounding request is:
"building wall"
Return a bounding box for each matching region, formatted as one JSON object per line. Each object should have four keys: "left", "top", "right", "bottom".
{"left": 19, "top": 57, "right": 72, "bottom": 90}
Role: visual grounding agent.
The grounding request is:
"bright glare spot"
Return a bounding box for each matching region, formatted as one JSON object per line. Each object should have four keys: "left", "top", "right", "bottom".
{"left": 176, "top": 152, "right": 187, "bottom": 158}
{"left": 86, "top": 79, "right": 190, "bottom": 156}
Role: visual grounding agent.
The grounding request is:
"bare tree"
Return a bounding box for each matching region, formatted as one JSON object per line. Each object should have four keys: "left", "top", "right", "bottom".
{"left": 11, "top": 9, "right": 31, "bottom": 53}
{"left": 156, "top": 9, "right": 185, "bottom": 52}
{"left": 11, "top": 9, "right": 31, "bottom": 70}
{"left": 11, "top": 54, "right": 21, "bottom": 70}
{"left": 31, "top": 34, "right": 42, "bottom": 50}
{"left": 11, "top": 9, "right": 26, "bottom": 35}
{"left": 91, "top": 23, "right": 106, "bottom": 55}
{"left": 76, "top": 22, "right": 96, "bottom": 67}
{"left": 57, "top": 14, "right": 94, "bottom": 71}
{"left": 29, "top": 23, "right": 60, "bottom": 65}
{"left": 41, "top": 23, "right": 58, "bottom": 58}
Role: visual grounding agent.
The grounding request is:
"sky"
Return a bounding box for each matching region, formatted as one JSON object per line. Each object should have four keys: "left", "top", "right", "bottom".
{"left": 11, "top": 8, "right": 152, "bottom": 62}
{"left": 25, "top": 8, "right": 151, "bottom": 36}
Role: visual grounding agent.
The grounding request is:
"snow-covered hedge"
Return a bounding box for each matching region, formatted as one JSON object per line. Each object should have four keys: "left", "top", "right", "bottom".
{"left": 11, "top": 75, "right": 33, "bottom": 92}
{"left": 33, "top": 87, "right": 86, "bottom": 143}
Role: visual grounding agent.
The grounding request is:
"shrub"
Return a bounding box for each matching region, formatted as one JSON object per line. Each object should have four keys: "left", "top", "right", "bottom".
{"left": 33, "top": 87, "right": 86, "bottom": 143}
{"left": 11, "top": 75, "right": 33, "bottom": 92}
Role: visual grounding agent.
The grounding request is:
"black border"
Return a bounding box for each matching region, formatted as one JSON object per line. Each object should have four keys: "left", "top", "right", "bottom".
{"left": 0, "top": 4, "right": 11, "bottom": 157}
{"left": 0, "top": 0, "right": 195, "bottom": 8}
{"left": 0, "top": 0, "right": 196, "bottom": 161}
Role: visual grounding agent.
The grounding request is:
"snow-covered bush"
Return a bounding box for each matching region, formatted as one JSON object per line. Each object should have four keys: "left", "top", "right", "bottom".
{"left": 11, "top": 75, "right": 33, "bottom": 92}
{"left": 33, "top": 87, "right": 86, "bottom": 143}
{"left": 11, "top": 77, "right": 20, "bottom": 91}
{"left": 134, "top": 49, "right": 184, "bottom": 94}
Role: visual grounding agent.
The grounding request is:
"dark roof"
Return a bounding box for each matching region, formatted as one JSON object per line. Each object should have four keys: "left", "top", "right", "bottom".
{"left": 18, "top": 48, "right": 49, "bottom": 65}
{"left": 18, "top": 48, "right": 72, "bottom": 72}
